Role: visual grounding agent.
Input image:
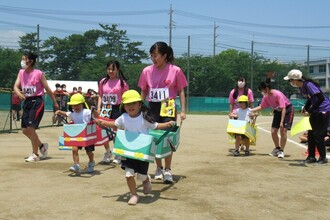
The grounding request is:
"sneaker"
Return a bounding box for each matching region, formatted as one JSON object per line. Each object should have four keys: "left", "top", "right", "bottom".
{"left": 25, "top": 153, "right": 39, "bottom": 162}
{"left": 39, "top": 143, "right": 48, "bottom": 159}
{"left": 143, "top": 175, "right": 152, "bottom": 195}
{"left": 317, "top": 158, "right": 328, "bottom": 164}
{"left": 87, "top": 161, "right": 95, "bottom": 173}
{"left": 304, "top": 156, "right": 317, "bottom": 163}
{"left": 69, "top": 164, "right": 80, "bottom": 173}
{"left": 277, "top": 151, "right": 285, "bottom": 158}
{"left": 269, "top": 148, "right": 280, "bottom": 157}
{"left": 128, "top": 194, "right": 139, "bottom": 205}
{"left": 233, "top": 150, "right": 240, "bottom": 156}
{"left": 164, "top": 169, "right": 173, "bottom": 184}
{"left": 101, "top": 151, "right": 112, "bottom": 163}
{"left": 113, "top": 155, "right": 121, "bottom": 164}
{"left": 154, "top": 167, "right": 163, "bottom": 180}
{"left": 244, "top": 150, "right": 251, "bottom": 156}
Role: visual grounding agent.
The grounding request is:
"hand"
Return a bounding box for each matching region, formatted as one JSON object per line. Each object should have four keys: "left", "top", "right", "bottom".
{"left": 180, "top": 112, "right": 186, "bottom": 121}
{"left": 167, "top": 121, "right": 175, "bottom": 128}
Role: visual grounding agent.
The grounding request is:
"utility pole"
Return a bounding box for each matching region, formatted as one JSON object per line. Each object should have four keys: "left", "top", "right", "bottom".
{"left": 169, "top": 4, "right": 173, "bottom": 46}
{"left": 37, "top": 24, "right": 40, "bottom": 66}
{"left": 213, "top": 22, "right": 219, "bottom": 56}
{"left": 187, "top": 35, "right": 190, "bottom": 112}
{"left": 307, "top": 45, "right": 310, "bottom": 72}
{"left": 250, "top": 40, "right": 254, "bottom": 90}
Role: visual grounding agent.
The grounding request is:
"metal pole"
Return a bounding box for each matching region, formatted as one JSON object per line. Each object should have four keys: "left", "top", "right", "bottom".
{"left": 169, "top": 4, "right": 173, "bottom": 47}
{"left": 187, "top": 35, "right": 190, "bottom": 112}
{"left": 250, "top": 40, "right": 254, "bottom": 90}
{"left": 37, "top": 24, "right": 40, "bottom": 66}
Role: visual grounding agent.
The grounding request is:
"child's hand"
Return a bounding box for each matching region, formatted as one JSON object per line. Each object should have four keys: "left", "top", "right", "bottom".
{"left": 55, "top": 110, "right": 60, "bottom": 115}
{"left": 167, "top": 121, "right": 175, "bottom": 128}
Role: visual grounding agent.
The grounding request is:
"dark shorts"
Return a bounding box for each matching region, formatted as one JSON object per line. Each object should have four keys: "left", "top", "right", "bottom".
{"left": 272, "top": 105, "right": 294, "bottom": 130}
{"left": 121, "top": 158, "right": 149, "bottom": 175}
{"left": 148, "top": 101, "right": 176, "bottom": 123}
{"left": 12, "top": 104, "right": 21, "bottom": 112}
{"left": 109, "top": 105, "right": 121, "bottom": 119}
{"left": 22, "top": 96, "right": 44, "bottom": 129}
{"left": 78, "top": 145, "right": 95, "bottom": 152}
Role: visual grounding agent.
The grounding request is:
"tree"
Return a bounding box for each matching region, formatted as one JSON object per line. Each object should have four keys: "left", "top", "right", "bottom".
{"left": 18, "top": 32, "right": 39, "bottom": 54}
{"left": 0, "top": 47, "right": 21, "bottom": 88}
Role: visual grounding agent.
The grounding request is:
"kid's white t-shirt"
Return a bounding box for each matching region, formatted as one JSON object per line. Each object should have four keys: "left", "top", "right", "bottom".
{"left": 115, "top": 112, "right": 158, "bottom": 134}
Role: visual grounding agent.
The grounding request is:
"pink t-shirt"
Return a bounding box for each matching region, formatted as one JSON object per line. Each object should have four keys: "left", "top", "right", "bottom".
{"left": 98, "top": 78, "right": 129, "bottom": 106}
{"left": 138, "top": 63, "right": 188, "bottom": 102}
{"left": 18, "top": 69, "right": 45, "bottom": 97}
{"left": 260, "top": 89, "right": 291, "bottom": 110}
{"left": 229, "top": 88, "right": 254, "bottom": 113}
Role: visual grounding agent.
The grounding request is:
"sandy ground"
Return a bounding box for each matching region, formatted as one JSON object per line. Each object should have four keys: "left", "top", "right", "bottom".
{"left": 1, "top": 114, "right": 330, "bottom": 220}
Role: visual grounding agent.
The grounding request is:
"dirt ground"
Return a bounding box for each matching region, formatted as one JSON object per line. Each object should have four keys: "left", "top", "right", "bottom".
{"left": 1, "top": 114, "right": 330, "bottom": 220}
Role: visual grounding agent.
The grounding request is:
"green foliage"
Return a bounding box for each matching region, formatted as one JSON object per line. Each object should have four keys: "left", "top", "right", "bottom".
{"left": 0, "top": 47, "right": 21, "bottom": 88}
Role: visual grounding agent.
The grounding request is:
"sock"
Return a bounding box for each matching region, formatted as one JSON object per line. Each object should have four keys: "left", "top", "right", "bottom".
{"left": 39, "top": 144, "right": 44, "bottom": 150}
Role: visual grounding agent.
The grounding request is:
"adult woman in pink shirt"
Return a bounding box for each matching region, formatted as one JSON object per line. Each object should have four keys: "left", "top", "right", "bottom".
{"left": 229, "top": 76, "right": 254, "bottom": 117}
{"left": 13, "top": 52, "right": 58, "bottom": 162}
{"left": 250, "top": 79, "right": 294, "bottom": 158}
{"left": 138, "top": 42, "right": 188, "bottom": 184}
{"left": 97, "top": 60, "right": 129, "bottom": 164}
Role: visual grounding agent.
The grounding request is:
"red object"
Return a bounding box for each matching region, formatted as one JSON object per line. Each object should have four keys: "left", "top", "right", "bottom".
{"left": 63, "top": 122, "right": 97, "bottom": 147}
{"left": 303, "top": 147, "right": 320, "bottom": 157}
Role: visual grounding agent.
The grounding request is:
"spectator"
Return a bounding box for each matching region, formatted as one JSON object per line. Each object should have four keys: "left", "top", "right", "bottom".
{"left": 12, "top": 91, "right": 22, "bottom": 121}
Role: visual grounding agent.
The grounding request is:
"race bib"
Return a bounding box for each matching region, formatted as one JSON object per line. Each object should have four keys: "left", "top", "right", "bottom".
{"left": 149, "top": 88, "right": 169, "bottom": 102}
{"left": 160, "top": 99, "right": 176, "bottom": 117}
{"left": 102, "top": 94, "right": 118, "bottom": 105}
{"left": 22, "top": 86, "right": 36, "bottom": 97}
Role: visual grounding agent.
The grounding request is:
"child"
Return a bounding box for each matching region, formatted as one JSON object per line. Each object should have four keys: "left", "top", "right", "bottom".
{"left": 228, "top": 95, "right": 256, "bottom": 156}
{"left": 55, "top": 93, "right": 96, "bottom": 173}
{"left": 95, "top": 90, "right": 174, "bottom": 205}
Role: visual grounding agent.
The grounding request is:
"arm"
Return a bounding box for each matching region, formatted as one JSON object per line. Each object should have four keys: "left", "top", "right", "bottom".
{"left": 94, "top": 118, "right": 116, "bottom": 129}
{"left": 250, "top": 105, "right": 262, "bottom": 112}
{"left": 13, "top": 74, "right": 25, "bottom": 101}
{"left": 55, "top": 110, "right": 67, "bottom": 117}
{"left": 156, "top": 121, "right": 175, "bottom": 130}
{"left": 141, "top": 89, "right": 148, "bottom": 101}
{"left": 280, "top": 107, "right": 286, "bottom": 129}
{"left": 178, "top": 88, "right": 186, "bottom": 121}
{"left": 41, "top": 74, "right": 59, "bottom": 110}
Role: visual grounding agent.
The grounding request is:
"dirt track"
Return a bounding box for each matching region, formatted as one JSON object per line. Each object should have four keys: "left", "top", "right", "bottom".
{"left": 1, "top": 114, "right": 330, "bottom": 220}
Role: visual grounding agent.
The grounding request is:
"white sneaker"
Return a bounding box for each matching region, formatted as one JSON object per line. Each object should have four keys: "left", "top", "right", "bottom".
{"left": 113, "top": 155, "right": 121, "bottom": 164}
{"left": 269, "top": 148, "right": 280, "bottom": 157}
{"left": 40, "top": 143, "right": 48, "bottom": 159}
{"left": 277, "top": 151, "right": 285, "bottom": 158}
{"left": 87, "top": 161, "right": 95, "bottom": 173}
{"left": 25, "top": 153, "right": 39, "bottom": 162}
{"left": 154, "top": 167, "right": 163, "bottom": 180}
{"left": 69, "top": 164, "right": 80, "bottom": 173}
{"left": 164, "top": 169, "right": 173, "bottom": 183}
{"left": 102, "top": 151, "right": 112, "bottom": 163}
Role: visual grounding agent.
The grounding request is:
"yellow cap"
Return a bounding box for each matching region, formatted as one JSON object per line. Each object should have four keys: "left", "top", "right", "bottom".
{"left": 122, "top": 90, "right": 142, "bottom": 104}
{"left": 67, "top": 93, "right": 85, "bottom": 105}
{"left": 238, "top": 95, "right": 248, "bottom": 102}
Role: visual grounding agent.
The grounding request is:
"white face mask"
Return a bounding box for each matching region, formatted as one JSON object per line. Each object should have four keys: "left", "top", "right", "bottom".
{"left": 21, "top": 61, "right": 27, "bottom": 69}
{"left": 261, "top": 91, "right": 266, "bottom": 96}
{"left": 290, "top": 82, "right": 298, "bottom": 87}
{"left": 238, "top": 81, "right": 245, "bottom": 88}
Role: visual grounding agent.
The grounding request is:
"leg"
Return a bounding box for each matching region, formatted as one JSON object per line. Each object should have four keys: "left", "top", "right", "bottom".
{"left": 279, "top": 127, "right": 288, "bottom": 150}
{"left": 22, "top": 126, "right": 42, "bottom": 155}
{"left": 164, "top": 153, "right": 174, "bottom": 183}
{"left": 126, "top": 176, "right": 139, "bottom": 205}
{"left": 72, "top": 147, "right": 79, "bottom": 164}
{"left": 271, "top": 127, "right": 280, "bottom": 148}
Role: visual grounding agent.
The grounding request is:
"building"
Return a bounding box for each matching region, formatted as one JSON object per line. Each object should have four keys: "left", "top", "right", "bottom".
{"left": 308, "top": 59, "right": 330, "bottom": 94}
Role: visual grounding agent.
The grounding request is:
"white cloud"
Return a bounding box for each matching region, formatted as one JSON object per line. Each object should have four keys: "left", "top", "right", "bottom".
{"left": 0, "top": 30, "right": 25, "bottom": 48}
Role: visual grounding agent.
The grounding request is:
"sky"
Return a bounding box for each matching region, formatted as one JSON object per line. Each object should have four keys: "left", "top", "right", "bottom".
{"left": 1, "top": 0, "right": 330, "bottom": 63}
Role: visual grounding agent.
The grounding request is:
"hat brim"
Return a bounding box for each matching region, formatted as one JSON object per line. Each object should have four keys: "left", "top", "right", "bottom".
{"left": 283, "top": 76, "right": 290, "bottom": 80}
{"left": 122, "top": 98, "right": 142, "bottom": 104}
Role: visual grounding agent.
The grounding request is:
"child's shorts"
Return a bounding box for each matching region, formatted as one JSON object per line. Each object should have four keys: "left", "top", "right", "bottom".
{"left": 78, "top": 145, "right": 95, "bottom": 152}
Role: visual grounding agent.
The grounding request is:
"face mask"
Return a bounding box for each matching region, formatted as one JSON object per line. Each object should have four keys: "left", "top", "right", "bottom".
{"left": 56, "top": 87, "right": 61, "bottom": 91}
{"left": 21, "top": 61, "right": 27, "bottom": 69}
{"left": 261, "top": 91, "right": 266, "bottom": 96}
{"left": 290, "top": 82, "right": 298, "bottom": 87}
{"left": 238, "top": 81, "right": 245, "bottom": 88}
